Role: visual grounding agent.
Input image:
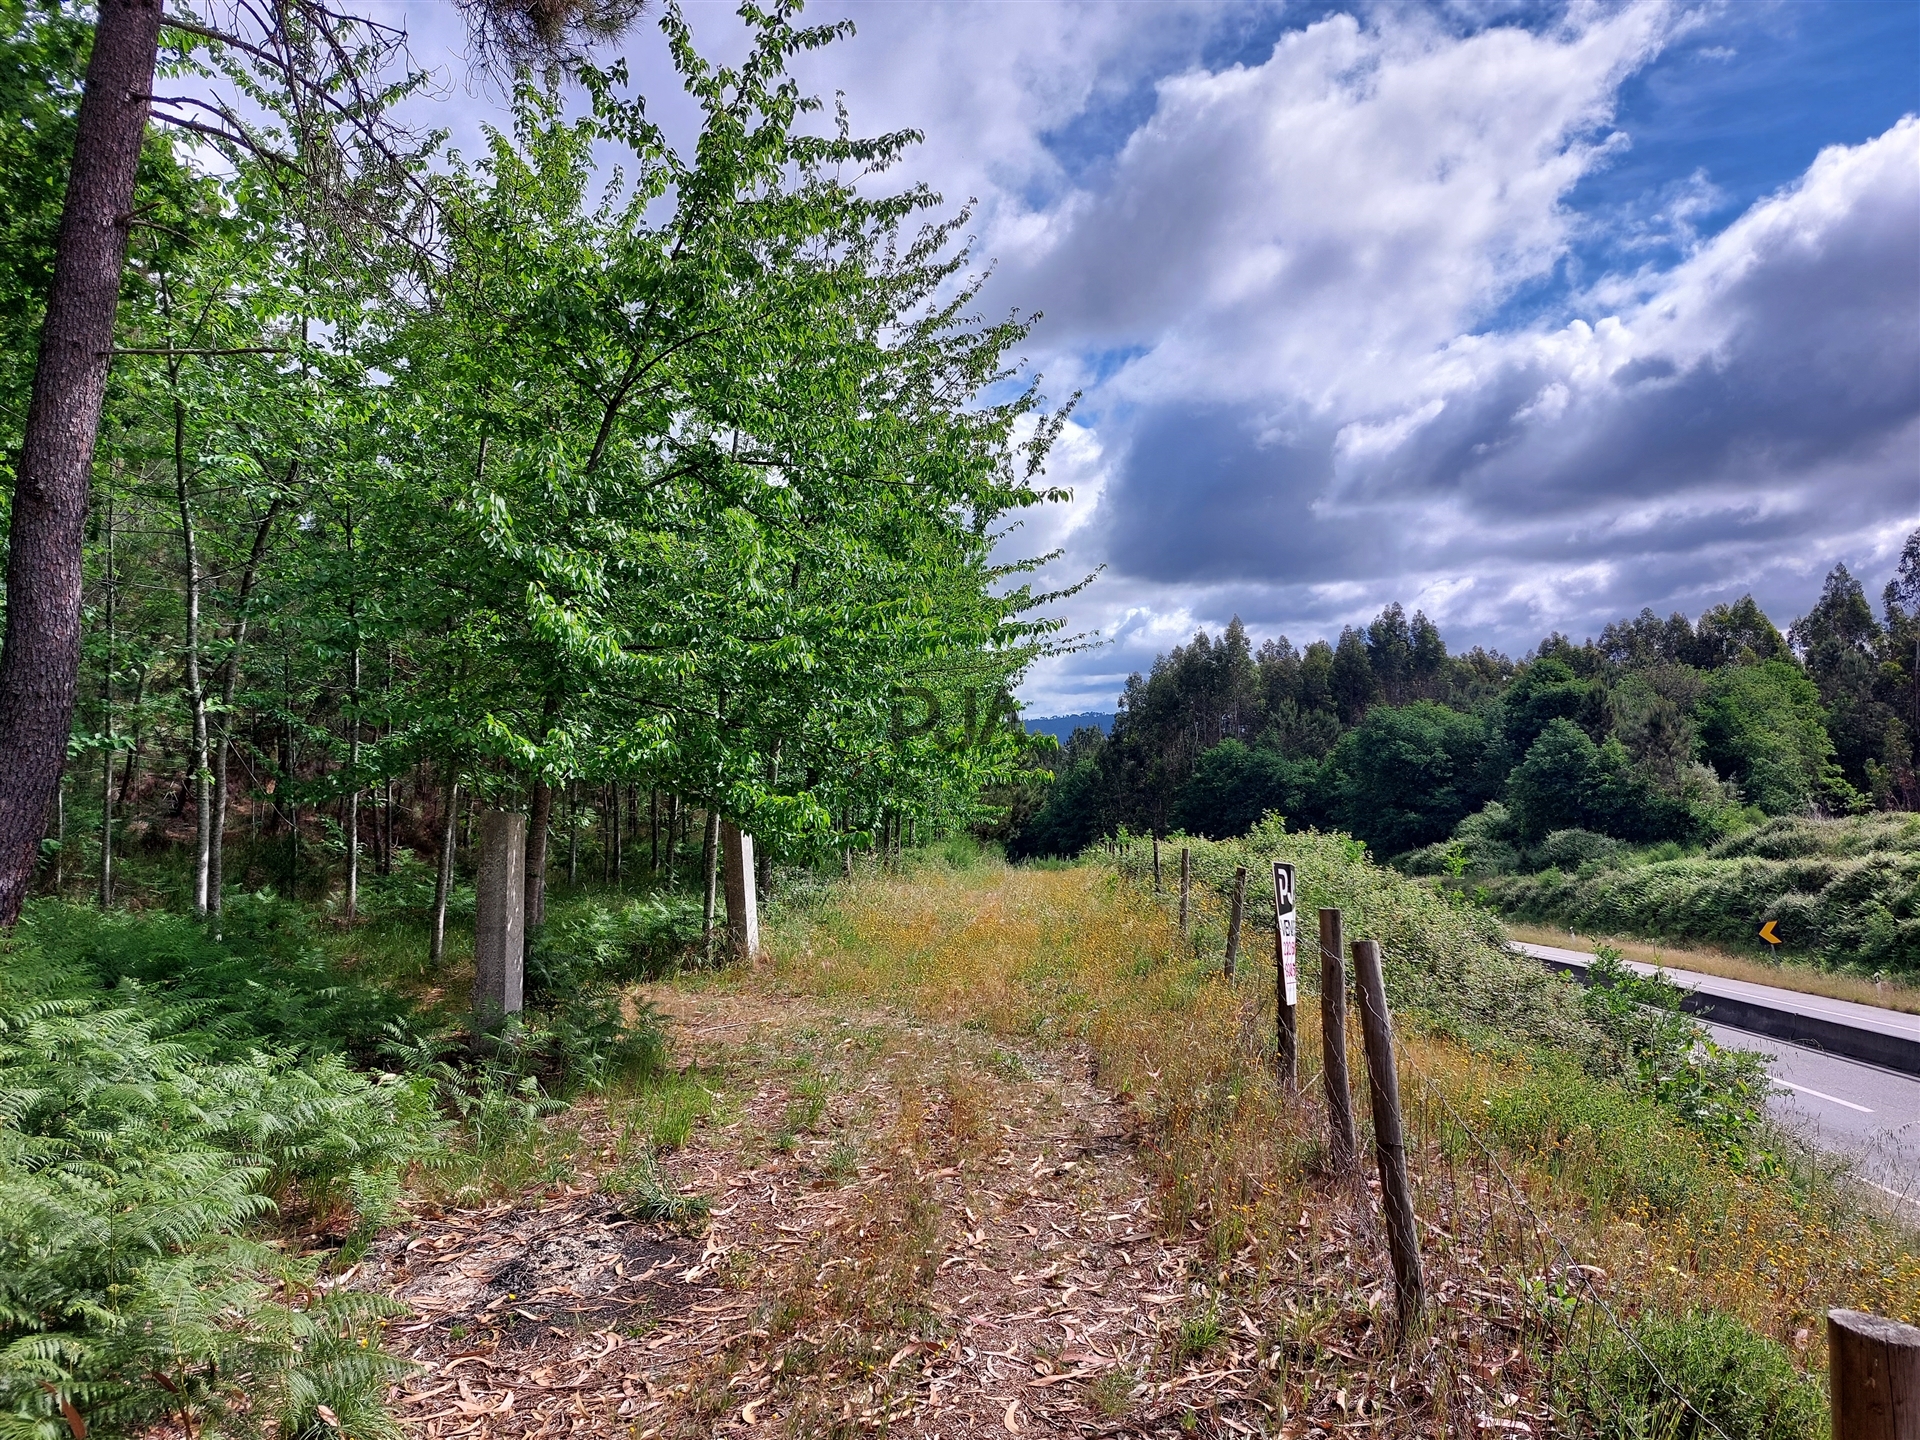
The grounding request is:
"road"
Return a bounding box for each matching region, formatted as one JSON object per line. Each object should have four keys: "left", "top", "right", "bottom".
{"left": 1512, "top": 942, "right": 1920, "bottom": 1211}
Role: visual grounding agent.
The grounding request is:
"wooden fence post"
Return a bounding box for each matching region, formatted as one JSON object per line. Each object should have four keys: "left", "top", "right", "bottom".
{"left": 1273, "top": 862, "right": 1298, "bottom": 1088}
{"left": 1829, "top": 1308, "right": 1920, "bottom": 1440}
{"left": 1320, "top": 908, "right": 1357, "bottom": 1172}
{"left": 1152, "top": 834, "right": 1162, "bottom": 893}
{"left": 1224, "top": 865, "right": 1247, "bottom": 979}
{"left": 1352, "top": 938, "right": 1424, "bottom": 1330}
{"left": 1179, "top": 847, "right": 1191, "bottom": 936}
{"left": 1275, "top": 922, "right": 1297, "bottom": 1087}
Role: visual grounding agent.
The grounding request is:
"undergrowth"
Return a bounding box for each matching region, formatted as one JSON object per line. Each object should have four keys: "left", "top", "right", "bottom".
{"left": 0, "top": 893, "right": 669, "bottom": 1438}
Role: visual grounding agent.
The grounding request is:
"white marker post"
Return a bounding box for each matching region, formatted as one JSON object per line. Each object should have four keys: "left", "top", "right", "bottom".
{"left": 1273, "top": 861, "right": 1298, "bottom": 1087}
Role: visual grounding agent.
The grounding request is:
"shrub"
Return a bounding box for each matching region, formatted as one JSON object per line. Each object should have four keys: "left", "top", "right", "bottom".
{"left": 1536, "top": 829, "right": 1625, "bottom": 872}
{"left": 1480, "top": 815, "right": 1920, "bottom": 973}
{"left": 1574, "top": 1307, "right": 1826, "bottom": 1439}
{"left": 21, "top": 896, "right": 414, "bottom": 1061}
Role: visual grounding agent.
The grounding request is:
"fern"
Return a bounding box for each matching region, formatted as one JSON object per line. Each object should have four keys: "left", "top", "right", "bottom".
{"left": 0, "top": 929, "right": 437, "bottom": 1438}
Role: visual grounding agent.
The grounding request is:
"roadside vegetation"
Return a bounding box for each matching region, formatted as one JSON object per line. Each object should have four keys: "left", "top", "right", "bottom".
{"left": 767, "top": 842, "right": 1917, "bottom": 1436}
{"left": 1005, "top": 565, "right": 1920, "bottom": 979}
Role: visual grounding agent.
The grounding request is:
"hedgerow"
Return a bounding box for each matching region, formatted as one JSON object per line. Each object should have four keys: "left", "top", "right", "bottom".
{"left": 1477, "top": 813, "right": 1920, "bottom": 972}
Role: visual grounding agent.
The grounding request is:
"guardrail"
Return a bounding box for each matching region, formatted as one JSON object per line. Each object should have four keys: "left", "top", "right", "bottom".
{"left": 1522, "top": 945, "right": 1920, "bottom": 1078}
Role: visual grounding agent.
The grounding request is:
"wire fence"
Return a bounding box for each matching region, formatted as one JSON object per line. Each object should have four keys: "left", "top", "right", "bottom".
{"left": 1104, "top": 837, "right": 1764, "bottom": 1438}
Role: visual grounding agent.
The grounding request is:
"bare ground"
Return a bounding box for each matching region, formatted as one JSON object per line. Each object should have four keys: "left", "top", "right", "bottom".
{"left": 356, "top": 985, "right": 1347, "bottom": 1439}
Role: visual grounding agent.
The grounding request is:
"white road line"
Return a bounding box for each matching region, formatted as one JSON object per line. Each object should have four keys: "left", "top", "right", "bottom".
{"left": 1775, "top": 1079, "right": 1874, "bottom": 1114}
{"left": 1859, "top": 1177, "right": 1920, "bottom": 1209}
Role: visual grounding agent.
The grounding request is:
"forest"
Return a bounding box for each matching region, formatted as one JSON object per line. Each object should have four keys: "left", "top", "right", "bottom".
{"left": 0, "top": 0, "right": 1070, "bottom": 930}
{"left": 1007, "top": 556, "right": 1920, "bottom": 967}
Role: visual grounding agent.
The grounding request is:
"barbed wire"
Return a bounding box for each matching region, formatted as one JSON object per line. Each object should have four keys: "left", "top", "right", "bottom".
{"left": 1388, "top": 1029, "right": 1737, "bottom": 1440}
{"left": 1105, "top": 848, "right": 1739, "bottom": 1438}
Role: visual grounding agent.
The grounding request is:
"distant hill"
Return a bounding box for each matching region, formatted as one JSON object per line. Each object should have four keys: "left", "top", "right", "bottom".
{"left": 1024, "top": 712, "right": 1115, "bottom": 743}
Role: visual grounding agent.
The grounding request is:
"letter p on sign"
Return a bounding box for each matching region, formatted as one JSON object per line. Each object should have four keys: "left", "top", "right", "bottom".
{"left": 1273, "top": 862, "right": 1298, "bottom": 1005}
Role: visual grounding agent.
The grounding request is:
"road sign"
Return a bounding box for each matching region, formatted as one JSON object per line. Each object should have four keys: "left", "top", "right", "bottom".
{"left": 1760, "top": 919, "right": 1780, "bottom": 946}
{"left": 1273, "top": 862, "right": 1298, "bottom": 1005}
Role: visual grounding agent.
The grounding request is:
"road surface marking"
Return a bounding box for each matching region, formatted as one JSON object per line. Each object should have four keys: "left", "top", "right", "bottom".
{"left": 1859, "top": 1177, "right": 1919, "bottom": 1209}
{"left": 1774, "top": 1079, "right": 1873, "bottom": 1113}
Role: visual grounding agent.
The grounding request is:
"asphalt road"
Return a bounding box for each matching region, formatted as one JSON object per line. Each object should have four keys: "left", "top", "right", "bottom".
{"left": 1512, "top": 942, "right": 1920, "bottom": 1211}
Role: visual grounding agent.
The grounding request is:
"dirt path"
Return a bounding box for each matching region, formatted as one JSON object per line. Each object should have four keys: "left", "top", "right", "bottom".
{"left": 360, "top": 986, "right": 1290, "bottom": 1437}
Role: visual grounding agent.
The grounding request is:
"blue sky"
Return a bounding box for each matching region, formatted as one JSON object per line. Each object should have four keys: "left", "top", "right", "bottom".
{"left": 399, "top": 0, "right": 1920, "bottom": 713}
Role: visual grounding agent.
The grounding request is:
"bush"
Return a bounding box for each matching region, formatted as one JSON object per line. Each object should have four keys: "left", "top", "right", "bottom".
{"left": 1574, "top": 1307, "right": 1826, "bottom": 1439}
{"left": 1535, "top": 828, "right": 1625, "bottom": 872}
{"left": 1323, "top": 701, "right": 1499, "bottom": 856}
{"left": 1171, "top": 739, "right": 1316, "bottom": 840}
{"left": 1479, "top": 815, "right": 1920, "bottom": 972}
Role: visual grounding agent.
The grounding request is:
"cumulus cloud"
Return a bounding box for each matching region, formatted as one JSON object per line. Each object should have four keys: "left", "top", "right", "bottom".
{"left": 989, "top": 12, "right": 1918, "bottom": 710}
{"left": 392, "top": 0, "right": 1920, "bottom": 712}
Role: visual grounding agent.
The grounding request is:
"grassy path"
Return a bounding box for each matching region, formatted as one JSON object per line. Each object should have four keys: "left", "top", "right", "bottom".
{"left": 356, "top": 860, "right": 1917, "bottom": 1438}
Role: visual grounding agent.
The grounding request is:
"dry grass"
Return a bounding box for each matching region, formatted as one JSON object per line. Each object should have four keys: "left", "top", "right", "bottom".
{"left": 1502, "top": 920, "right": 1920, "bottom": 1015}
{"left": 765, "top": 859, "right": 1920, "bottom": 1433}
{"left": 358, "top": 858, "right": 1915, "bottom": 1438}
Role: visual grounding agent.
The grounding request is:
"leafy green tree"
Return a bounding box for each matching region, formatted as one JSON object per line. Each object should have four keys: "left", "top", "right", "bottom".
{"left": 1170, "top": 738, "right": 1315, "bottom": 840}
{"left": 1792, "top": 564, "right": 1898, "bottom": 796}
{"left": 1693, "top": 594, "right": 1788, "bottom": 667}
{"left": 1696, "top": 660, "right": 1852, "bottom": 815}
{"left": 1325, "top": 701, "right": 1494, "bottom": 855}
{"left": 1329, "top": 625, "right": 1377, "bottom": 725}
{"left": 1007, "top": 757, "right": 1106, "bottom": 859}
{"left": 1506, "top": 718, "right": 1688, "bottom": 844}
{"left": 1500, "top": 657, "right": 1590, "bottom": 759}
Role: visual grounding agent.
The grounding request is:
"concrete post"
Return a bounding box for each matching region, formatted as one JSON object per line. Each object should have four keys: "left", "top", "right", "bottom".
{"left": 722, "top": 821, "right": 760, "bottom": 962}
{"left": 473, "top": 810, "right": 525, "bottom": 1024}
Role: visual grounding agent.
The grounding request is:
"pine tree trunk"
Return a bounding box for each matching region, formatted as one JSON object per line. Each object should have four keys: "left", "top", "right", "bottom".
{"left": 0, "top": 0, "right": 162, "bottom": 925}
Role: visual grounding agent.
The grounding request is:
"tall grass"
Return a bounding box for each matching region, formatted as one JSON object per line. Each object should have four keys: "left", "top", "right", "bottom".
{"left": 765, "top": 853, "right": 1919, "bottom": 1435}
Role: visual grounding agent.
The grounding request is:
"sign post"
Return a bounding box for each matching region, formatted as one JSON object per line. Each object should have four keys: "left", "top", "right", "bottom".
{"left": 1273, "top": 862, "right": 1298, "bottom": 1087}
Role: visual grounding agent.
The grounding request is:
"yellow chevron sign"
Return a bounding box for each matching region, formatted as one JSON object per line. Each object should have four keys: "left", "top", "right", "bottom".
{"left": 1759, "top": 920, "right": 1780, "bottom": 946}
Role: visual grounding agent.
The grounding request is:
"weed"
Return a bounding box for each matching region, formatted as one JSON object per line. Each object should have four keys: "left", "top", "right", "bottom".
{"left": 824, "top": 1137, "right": 861, "bottom": 1182}
{"left": 619, "top": 1069, "right": 717, "bottom": 1152}
{"left": 1089, "top": 1367, "right": 1135, "bottom": 1419}
{"left": 785, "top": 1074, "right": 830, "bottom": 1132}
{"left": 1175, "top": 1305, "right": 1222, "bottom": 1363}
{"left": 984, "top": 1047, "right": 1031, "bottom": 1081}
{"left": 598, "top": 1149, "right": 712, "bottom": 1232}
{"left": 940, "top": 1068, "right": 989, "bottom": 1155}
{"left": 1573, "top": 1307, "right": 1827, "bottom": 1439}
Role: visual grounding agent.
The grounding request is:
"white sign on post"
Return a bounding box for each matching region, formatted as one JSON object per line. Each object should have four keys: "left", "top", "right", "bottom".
{"left": 1273, "top": 861, "right": 1298, "bottom": 1006}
